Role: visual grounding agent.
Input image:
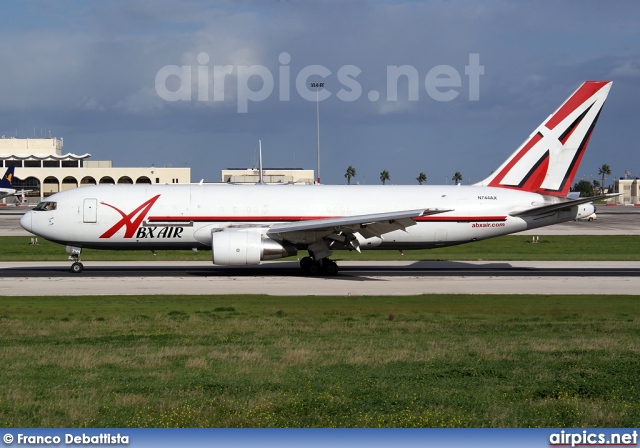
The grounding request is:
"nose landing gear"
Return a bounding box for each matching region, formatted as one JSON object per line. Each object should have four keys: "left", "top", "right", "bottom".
{"left": 66, "top": 245, "right": 84, "bottom": 273}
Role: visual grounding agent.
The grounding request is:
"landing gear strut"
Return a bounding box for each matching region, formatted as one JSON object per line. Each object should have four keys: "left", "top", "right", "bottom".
{"left": 300, "top": 256, "right": 339, "bottom": 276}
{"left": 66, "top": 245, "right": 83, "bottom": 274}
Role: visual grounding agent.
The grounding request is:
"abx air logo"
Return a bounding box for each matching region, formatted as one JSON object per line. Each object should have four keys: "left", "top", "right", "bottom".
{"left": 99, "top": 195, "right": 161, "bottom": 238}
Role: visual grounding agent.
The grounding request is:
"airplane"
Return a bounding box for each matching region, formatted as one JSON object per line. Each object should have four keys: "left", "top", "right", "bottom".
{"left": 0, "top": 166, "right": 17, "bottom": 199}
{"left": 20, "top": 80, "right": 615, "bottom": 274}
{"left": 0, "top": 166, "right": 32, "bottom": 201}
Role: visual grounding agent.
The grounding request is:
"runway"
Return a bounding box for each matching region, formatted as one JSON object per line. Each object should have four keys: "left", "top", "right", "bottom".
{"left": 2, "top": 261, "right": 640, "bottom": 296}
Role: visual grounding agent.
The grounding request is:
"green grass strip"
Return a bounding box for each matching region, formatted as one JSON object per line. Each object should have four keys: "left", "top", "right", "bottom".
{"left": 4, "top": 235, "right": 640, "bottom": 261}
{"left": 1, "top": 294, "right": 638, "bottom": 427}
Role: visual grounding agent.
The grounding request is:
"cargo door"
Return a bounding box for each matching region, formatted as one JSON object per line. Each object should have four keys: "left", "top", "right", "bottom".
{"left": 83, "top": 198, "right": 97, "bottom": 223}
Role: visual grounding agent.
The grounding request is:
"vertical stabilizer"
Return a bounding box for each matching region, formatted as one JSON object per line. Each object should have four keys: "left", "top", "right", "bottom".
{"left": 0, "top": 166, "right": 15, "bottom": 189}
{"left": 478, "top": 81, "right": 611, "bottom": 197}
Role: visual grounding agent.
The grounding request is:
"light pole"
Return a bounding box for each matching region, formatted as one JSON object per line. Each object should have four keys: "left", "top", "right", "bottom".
{"left": 311, "top": 81, "right": 324, "bottom": 184}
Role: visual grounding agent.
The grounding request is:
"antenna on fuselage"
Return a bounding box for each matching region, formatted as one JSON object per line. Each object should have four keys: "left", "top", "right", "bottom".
{"left": 257, "top": 140, "right": 265, "bottom": 185}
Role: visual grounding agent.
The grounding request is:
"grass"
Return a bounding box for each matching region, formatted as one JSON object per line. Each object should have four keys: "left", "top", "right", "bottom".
{"left": 3, "top": 235, "right": 640, "bottom": 262}
{"left": 2, "top": 235, "right": 638, "bottom": 427}
{"left": 1, "top": 294, "right": 639, "bottom": 427}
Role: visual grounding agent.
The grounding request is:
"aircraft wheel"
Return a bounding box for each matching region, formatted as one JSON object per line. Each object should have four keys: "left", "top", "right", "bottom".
{"left": 322, "top": 260, "right": 339, "bottom": 276}
{"left": 307, "top": 262, "right": 321, "bottom": 276}
{"left": 300, "top": 257, "right": 314, "bottom": 274}
{"left": 71, "top": 262, "right": 84, "bottom": 274}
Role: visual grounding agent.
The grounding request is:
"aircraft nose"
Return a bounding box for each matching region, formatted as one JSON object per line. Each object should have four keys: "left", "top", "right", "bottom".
{"left": 20, "top": 211, "right": 32, "bottom": 233}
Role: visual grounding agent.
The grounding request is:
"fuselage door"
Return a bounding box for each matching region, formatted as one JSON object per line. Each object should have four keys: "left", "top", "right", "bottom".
{"left": 435, "top": 229, "right": 447, "bottom": 246}
{"left": 83, "top": 198, "right": 98, "bottom": 223}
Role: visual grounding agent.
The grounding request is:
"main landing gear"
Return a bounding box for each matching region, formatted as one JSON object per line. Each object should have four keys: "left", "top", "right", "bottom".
{"left": 300, "top": 256, "right": 338, "bottom": 276}
{"left": 66, "top": 245, "right": 84, "bottom": 273}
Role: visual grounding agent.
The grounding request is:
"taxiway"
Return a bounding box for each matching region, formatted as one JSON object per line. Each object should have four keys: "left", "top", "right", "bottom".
{"left": 1, "top": 260, "right": 640, "bottom": 296}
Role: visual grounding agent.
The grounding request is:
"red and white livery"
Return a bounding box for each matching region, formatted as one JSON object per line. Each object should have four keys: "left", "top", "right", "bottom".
{"left": 20, "top": 81, "right": 614, "bottom": 274}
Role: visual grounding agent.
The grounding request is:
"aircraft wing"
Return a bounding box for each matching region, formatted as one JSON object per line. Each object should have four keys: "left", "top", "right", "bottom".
{"left": 509, "top": 194, "right": 618, "bottom": 217}
{"left": 267, "top": 208, "right": 451, "bottom": 240}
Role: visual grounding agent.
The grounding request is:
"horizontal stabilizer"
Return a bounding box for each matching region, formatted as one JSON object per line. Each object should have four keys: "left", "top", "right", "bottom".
{"left": 510, "top": 194, "right": 619, "bottom": 217}
{"left": 566, "top": 192, "right": 580, "bottom": 200}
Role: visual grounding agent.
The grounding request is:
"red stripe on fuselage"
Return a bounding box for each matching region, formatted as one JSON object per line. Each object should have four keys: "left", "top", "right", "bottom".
{"left": 148, "top": 216, "right": 338, "bottom": 222}
{"left": 414, "top": 216, "right": 507, "bottom": 222}
{"left": 148, "top": 215, "right": 508, "bottom": 223}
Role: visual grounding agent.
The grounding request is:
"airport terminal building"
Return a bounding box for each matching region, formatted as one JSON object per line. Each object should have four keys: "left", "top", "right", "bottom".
{"left": 221, "top": 168, "right": 315, "bottom": 184}
{"left": 1, "top": 136, "right": 190, "bottom": 204}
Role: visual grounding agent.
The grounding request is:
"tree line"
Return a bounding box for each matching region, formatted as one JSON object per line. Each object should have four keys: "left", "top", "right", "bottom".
{"left": 344, "top": 163, "right": 614, "bottom": 191}
{"left": 344, "top": 166, "right": 464, "bottom": 185}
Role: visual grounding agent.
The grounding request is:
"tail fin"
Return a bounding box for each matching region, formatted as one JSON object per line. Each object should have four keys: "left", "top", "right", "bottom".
{"left": 478, "top": 81, "right": 612, "bottom": 197}
{"left": 0, "top": 166, "right": 15, "bottom": 189}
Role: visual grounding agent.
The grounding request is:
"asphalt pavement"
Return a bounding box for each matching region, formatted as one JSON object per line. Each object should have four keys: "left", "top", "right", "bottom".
{"left": 2, "top": 261, "right": 640, "bottom": 296}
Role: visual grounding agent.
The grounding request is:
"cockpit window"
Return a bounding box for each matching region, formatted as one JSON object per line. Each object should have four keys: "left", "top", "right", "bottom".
{"left": 34, "top": 201, "right": 57, "bottom": 211}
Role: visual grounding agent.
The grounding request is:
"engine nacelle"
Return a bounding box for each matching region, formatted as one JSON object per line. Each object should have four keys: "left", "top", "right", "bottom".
{"left": 575, "top": 203, "right": 596, "bottom": 219}
{"left": 211, "top": 229, "right": 297, "bottom": 265}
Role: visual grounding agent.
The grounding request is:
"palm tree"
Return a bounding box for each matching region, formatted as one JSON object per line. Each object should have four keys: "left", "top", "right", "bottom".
{"left": 452, "top": 171, "right": 462, "bottom": 185}
{"left": 379, "top": 170, "right": 390, "bottom": 185}
{"left": 592, "top": 179, "right": 600, "bottom": 193}
{"left": 416, "top": 172, "right": 427, "bottom": 185}
{"left": 598, "top": 164, "right": 611, "bottom": 194}
{"left": 344, "top": 166, "right": 356, "bottom": 185}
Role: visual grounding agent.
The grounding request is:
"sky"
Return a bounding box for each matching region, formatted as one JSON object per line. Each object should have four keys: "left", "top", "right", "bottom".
{"left": 1, "top": 0, "right": 639, "bottom": 186}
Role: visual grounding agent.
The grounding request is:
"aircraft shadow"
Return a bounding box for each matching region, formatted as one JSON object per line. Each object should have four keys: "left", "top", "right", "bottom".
{"left": 1, "top": 260, "right": 639, "bottom": 279}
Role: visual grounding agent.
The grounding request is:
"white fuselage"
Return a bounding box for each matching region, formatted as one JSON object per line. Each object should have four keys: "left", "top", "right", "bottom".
{"left": 0, "top": 188, "right": 16, "bottom": 199}
{"left": 20, "top": 183, "right": 593, "bottom": 252}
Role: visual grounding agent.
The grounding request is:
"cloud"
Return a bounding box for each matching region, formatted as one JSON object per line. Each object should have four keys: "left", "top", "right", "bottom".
{"left": 1, "top": 0, "right": 639, "bottom": 183}
{"left": 77, "top": 96, "right": 105, "bottom": 112}
{"left": 608, "top": 59, "right": 640, "bottom": 77}
{"left": 115, "top": 87, "right": 166, "bottom": 114}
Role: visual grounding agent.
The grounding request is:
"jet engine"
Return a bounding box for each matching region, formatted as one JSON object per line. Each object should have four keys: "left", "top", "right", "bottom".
{"left": 211, "top": 229, "right": 297, "bottom": 265}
